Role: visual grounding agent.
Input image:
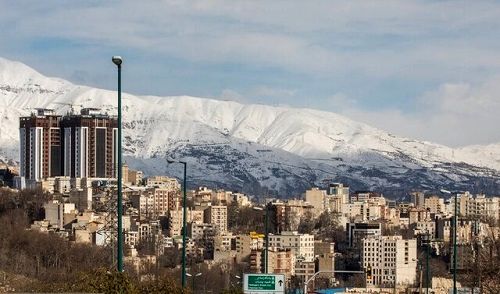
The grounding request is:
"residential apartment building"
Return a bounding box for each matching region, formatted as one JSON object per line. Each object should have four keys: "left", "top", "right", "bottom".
{"left": 60, "top": 108, "right": 118, "bottom": 179}
{"left": 267, "top": 248, "right": 295, "bottom": 276}
{"left": 410, "top": 191, "right": 425, "bottom": 208}
{"left": 305, "top": 187, "right": 326, "bottom": 217}
{"left": 236, "top": 232, "right": 264, "bottom": 262}
{"left": 436, "top": 217, "right": 489, "bottom": 244}
{"left": 146, "top": 176, "right": 180, "bottom": 190}
{"left": 271, "top": 200, "right": 314, "bottom": 232}
{"left": 408, "top": 208, "right": 431, "bottom": 224}
{"left": 347, "top": 222, "right": 382, "bottom": 248}
{"left": 152, "top": 187, "right": 179, "bottom": 216}
{"left": 467, "top": 195, "right": 499, "bottom": 220}
{"left": 268, "top": 231, "right": 315, "bottom": 262}
{"left": 424, "top": 196, "right": 446, "bottom": 214}
{"left": 362, "top": 235, "right": 417, "bottom": 288}
{"left": 345, "top": 201, "right": 382, "bottom": 222}
{"left": 128, "top": 169, "right": 143, "bottom": 186}
{"left": 188, "top": 222, "right": 216, "bottom": 240}
{"left": 294, "top": 260, "right": 316, "bottom": 284}
{"left": 411, "top": 221, "right": 436, "bottom": 238}
{"left": 168, "top": 209, "right": 204, "bottom": 236}
{"left": 19, "top": 109, "right": 62, "bottom": 181}
{"left": 203, "top": 205, "right": 228, "bottom": 233}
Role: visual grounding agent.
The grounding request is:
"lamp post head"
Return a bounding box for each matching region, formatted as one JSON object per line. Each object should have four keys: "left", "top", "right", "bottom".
{"left": 112, "top": 56, "right": 123, "bottom": 66}
{"left": 440, "top": 189, "right": 451, "bottom": 195}
{"left": 196, "top": 273, "right": 202, "bottom": 277}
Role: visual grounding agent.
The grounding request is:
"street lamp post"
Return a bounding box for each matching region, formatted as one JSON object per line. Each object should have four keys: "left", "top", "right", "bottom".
{"left": 167, "top": 159, "right": 188, "bottom": 288}
{"left": 253, "top": 205, "right": 269, "bottom": 273}
{"left": 440, "top": 189, "right": 459, "bottom": 294}
{"left": 112, "top": 56, "right": 123, "bottom": 272}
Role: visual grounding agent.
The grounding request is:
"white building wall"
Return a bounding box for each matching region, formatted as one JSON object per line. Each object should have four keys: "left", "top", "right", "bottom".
{"left": 29, "top": 127, "right": 43, "bottom": 180}
{"left": 19, "top": 128, "right": 26, "bottom": 177}
{"left": 268, "top": 231, "right": 315, "bottom": 262}
{"left": 362, "top": 236, "right": 417, "bottom": 288}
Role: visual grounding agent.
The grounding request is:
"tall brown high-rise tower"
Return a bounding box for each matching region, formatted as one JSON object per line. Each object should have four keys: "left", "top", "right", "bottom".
{"left": 19, "top": 109, "right": 62, "bottom": 180}
{"left": 19, "top": 108, "right": 118, "bottom": 181}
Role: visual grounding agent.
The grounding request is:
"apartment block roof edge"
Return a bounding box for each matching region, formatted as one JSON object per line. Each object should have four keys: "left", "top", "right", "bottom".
{"left": 22, "top": 107, "right": 116, "bottom": 119}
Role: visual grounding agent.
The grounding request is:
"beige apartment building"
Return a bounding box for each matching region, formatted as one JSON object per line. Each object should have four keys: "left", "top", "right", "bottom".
{"left": 424, "top": 196, "right": 446, "bottom": 214}
{"left": 268, "top": 231, "right": 315, "bottom": 262}
{"left": 168, "top": 209, "right": 204, "bottom": 236}
{"left": 203, "top": 205, "right": 228, "bottom": 233}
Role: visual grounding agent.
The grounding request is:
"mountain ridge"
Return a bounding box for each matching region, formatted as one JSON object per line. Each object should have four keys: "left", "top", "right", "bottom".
{"left": 1, "top": 57, "right": 499, "bottom": 197}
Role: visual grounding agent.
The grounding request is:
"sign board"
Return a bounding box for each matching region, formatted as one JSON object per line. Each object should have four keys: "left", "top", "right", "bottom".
{"left": 243, "top": 273, "right": 285, "bottom": 294}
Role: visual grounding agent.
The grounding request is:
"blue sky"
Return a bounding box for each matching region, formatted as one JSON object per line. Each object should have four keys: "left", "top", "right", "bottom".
{"left": 1, "top": 1, "right": 500, "bottom": 146}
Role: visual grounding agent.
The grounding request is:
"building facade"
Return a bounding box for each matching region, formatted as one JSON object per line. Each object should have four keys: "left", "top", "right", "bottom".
{"left": 19, "top": 109, "right": 62, "bottom": 180}
{"left": 268, "top": 231, "right": 315, "bottom": 262}
{"left": 362, "top": 235, "right": 417, "bottom": 288}
{"left": 19, "top": 108, "right": 118, "bottom": 182}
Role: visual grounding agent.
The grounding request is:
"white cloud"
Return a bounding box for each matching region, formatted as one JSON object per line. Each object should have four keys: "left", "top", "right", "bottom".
{"left": 3, "top": 1, "right": 500, "bottom": 79}
{"left": 341, "top": 76, "right": 500, "bottom": 147}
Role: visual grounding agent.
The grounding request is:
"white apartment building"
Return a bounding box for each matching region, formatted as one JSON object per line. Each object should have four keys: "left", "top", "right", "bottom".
{"left": 446, "top": 193, "right": 500, "bottom": 221}
{"left": 362, "top": 235, "right": 417, "bottom": 288}
{"left": 203, "top": 205, "right": 228, "bottom": 233}
{"left": 146, "top": 176, "right": 180, "bottom": 190}
{"left": 268, "top": 231, "right": 315, "bottom": 262}
{"left": 466, "top": 194, "right": 499, "bottom": 220}
{"left": 232, "top": 192, "right": 251, "bottom": 207}
{"left": 345, "top": 201, "right": 382, "bottom": 222}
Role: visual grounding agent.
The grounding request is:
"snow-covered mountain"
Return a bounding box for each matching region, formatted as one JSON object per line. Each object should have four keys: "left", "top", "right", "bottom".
{"left": 1, "top": 57, "right": 499, "bottom": 198}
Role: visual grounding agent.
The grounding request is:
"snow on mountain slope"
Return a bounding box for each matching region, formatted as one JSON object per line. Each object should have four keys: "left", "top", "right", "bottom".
{"left": 0, "top": 57, "right": 499, "bottom": 196}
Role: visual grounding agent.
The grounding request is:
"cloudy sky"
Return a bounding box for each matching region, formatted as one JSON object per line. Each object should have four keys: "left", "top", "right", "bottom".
{"left": 1, "top": 1, "right": 500, "bottom": 147}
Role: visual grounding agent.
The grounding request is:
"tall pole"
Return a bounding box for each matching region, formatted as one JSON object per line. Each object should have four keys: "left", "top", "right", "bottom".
{"left": 426, "top": 234, "right": 430, "bottom": 294}
{"left": 453, "top": 193, "right": 457, "bottom": 294}
{"left": 264, "top": 204, "right": 268, "bottom": 274}
{"left": 181, "top": 162, "right": 187, "bottom": 289}
{"left": 112, "top": 56, "right": 123, "bottom": 272}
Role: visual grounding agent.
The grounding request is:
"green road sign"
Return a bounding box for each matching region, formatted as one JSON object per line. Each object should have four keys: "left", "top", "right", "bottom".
{"left": 243, "top": 273, "right": 285, "bottom": 293}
